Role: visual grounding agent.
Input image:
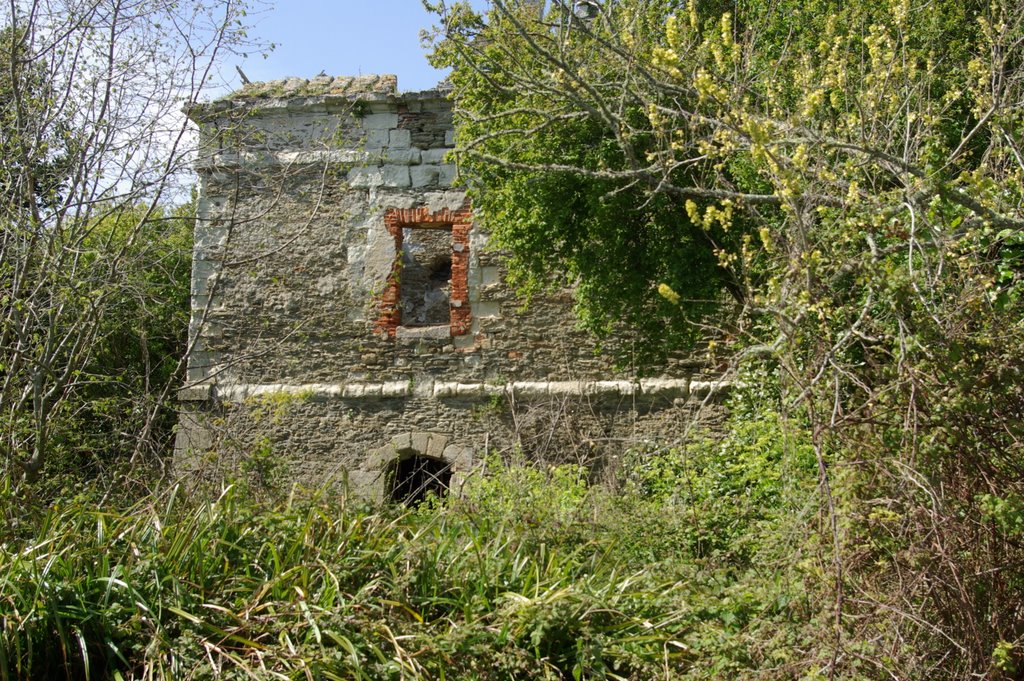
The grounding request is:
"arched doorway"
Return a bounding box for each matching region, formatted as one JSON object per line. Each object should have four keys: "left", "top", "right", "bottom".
{"left": 362, "top": 432, "right": 473, "bottom": 503}
{"left": 387, "top": 453, "right": 452, "bottom": 503}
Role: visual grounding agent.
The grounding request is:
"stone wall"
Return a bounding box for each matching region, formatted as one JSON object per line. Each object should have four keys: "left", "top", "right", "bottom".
{"left": 175, "top": 74, "right": 726, "bottom": 500}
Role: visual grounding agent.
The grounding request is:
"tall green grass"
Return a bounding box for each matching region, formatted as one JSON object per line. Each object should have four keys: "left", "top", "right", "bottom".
{"left": 0, "top": 415, "right": 815, "bottom": 679}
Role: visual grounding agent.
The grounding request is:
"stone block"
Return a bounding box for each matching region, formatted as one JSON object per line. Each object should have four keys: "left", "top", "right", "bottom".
{"left": 453, "top": 335, "right": 476, "bottom": 350}
{"left": 421, "top": 148, "right": 449, "bottom": 164}
{"left": 444, "top": 129, "right": 455, "bottom": 146}
{"left": 191, "top": 259, "right": 220, "bottom": 296}
{"left": 548, "top": 381, "right": 583, "bottom": 396}
{"left": 194, "top": 224, "right": 228, "bottom": 250}
{"left": 690, "top": 380, "right": 731, "bottom": 400}
{"left": 382, "top": 381, "right": 410, "bottom": 397}
{"left": 596, "top": 380, "right": 634, "bottom": 396}
{"left": 174, "top": 410, "right": 216, "bottom": 458}
{"left": 342, "top": 383, "right": 365, "bottom": 398}
{"left": 348, "top": 166, "right": 383, "bottom": 187}
{"left": 433, "top": 382, "right": 458, "bottom": 397}
{"left": 410, "top": 431, "right": 430, "bottom": 454}
{"left": 364, "top": 129, "right": 389, "bottom": 148}
{"left": 444, "top": 445, "right": 474, "bottom": 469}
{"left": 413, "top": 379, "right": 435, "bottom": 398}
{"left": 186, "top": 351, "right": 219, "bottom": 383}
{"left": 425, "top": 190, "right": 469, "bottom": 213}
{"left": 639, "top": 378, "right": 688, "bottom": 398}
{"left": 474, "top": 301, "right": 501, "bottom": 319}
{"left": 365, "top": 447, "right": 389, "bottom": 471}
{"left": 438, "top": 164, "right": 458, "bottom": 186}
{"left": 511, "top": 381, "right": 547, "bottom": 396}
{"left": 385, "top": 432, "right": 407, "bottom": 454}
{"left": 281, "top": 77, "right": 306, "bottom": 95}
{"left": 427, "top": 434, "right": 449, "bottom": 458}
{"left": 383, "top": 148, "right": 420, "bottom": 164}
{"left": 390, "top": 432, "right": 412, "bottom": 452}
{"left": 389, "top": 128, "right": 412, "bottom": 149}
{"left": 320, "top": 384, "right": 343, "bottom": 398}
{"left": 362, "top": 113, "right": 399, "bottom": 130}
{"left": 381, "top": 165, "right": 411, "bottom": 187}
{"left": 396, "top": 324, "right": 450, "bottom": 340}
{"left": 456, "top": 383, "right": 484, "bottom": 397}
{"left": 178, "top": 385, "right": 212, "bottom": 402}
{"left": 410, "top": 165, "right": 440, "bottom": 188}
{"left": 480, "top": 266, "right": 501, "bottom": 286}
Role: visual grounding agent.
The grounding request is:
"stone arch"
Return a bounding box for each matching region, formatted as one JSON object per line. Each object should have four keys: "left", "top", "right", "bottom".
{"left": 388, "top": 455, "right": 451, "bottom": 504}
{"left": 361, "top": 431, "right": 473, "bottom": 503}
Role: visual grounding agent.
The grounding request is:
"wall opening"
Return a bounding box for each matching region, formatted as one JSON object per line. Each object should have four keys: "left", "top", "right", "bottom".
{"left": 377, "top": 205, "right": 473, "bottom": 337}
{"left": 399, "top": 227, "right": 452, "bottom": 327}
{"left": 387, "top": 454, "right": 452, "bottom": 504}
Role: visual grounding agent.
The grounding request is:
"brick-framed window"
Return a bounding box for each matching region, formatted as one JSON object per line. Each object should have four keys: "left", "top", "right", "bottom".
{"left": 376, "top": 205, "right": 472, "bottom": 337}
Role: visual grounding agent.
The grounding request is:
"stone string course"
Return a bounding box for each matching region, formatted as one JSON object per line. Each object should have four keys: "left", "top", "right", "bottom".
{"left": 176, "top": 75, "right": 726, "bottom": 499}
{"left": 194, "top": 378, "right": 730, "bottom": 402}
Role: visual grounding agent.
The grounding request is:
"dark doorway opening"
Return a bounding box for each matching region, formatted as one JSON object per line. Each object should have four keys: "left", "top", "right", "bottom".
{"left": 388, "top": 455, "right": 452, "bottom": 504}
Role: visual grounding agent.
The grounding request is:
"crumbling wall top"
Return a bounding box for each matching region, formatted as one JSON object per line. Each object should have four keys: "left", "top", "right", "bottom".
{"left": 227, "top": 74, "right": 398, "bottom": 100}
{"left": 187, "top": 74, "right": 451, "bottom": 122}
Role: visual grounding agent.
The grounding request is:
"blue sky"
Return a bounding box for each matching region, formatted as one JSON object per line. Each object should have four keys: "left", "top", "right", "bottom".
{"left": 232, "top": 1, "right": 487, "bottom": 93}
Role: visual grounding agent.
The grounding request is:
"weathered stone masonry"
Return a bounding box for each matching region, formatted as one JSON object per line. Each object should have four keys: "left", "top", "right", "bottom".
{"left": 175, "top": 74, "right": 725, "bottom": 500}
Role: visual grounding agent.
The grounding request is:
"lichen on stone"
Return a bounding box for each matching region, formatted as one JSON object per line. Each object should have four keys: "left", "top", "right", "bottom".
{"left": 226, "top": 74, "right": 398, "bottom": 100}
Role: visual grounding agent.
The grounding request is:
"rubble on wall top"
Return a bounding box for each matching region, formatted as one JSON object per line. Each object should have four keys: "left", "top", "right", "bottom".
{"left": 226, "top": 74, "right": 399, "bottom": 100}
{"left": 187, "top": 72, "right": 452, "bottom": 121}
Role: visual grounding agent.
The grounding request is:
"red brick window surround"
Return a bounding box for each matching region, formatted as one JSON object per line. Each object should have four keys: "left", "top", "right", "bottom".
{"left": 377, "top": 205, "right": 472, "bottom": 337}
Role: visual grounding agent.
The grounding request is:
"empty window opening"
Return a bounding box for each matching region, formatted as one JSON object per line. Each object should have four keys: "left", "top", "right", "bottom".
{"left": 388, "top": 454, "right": 452, "bottom": 504}
{"left": 399, "top": 227, "right": 452, "bottom": 327}
{"left": 378, "top": 205, "right": 472, "bottom": 337}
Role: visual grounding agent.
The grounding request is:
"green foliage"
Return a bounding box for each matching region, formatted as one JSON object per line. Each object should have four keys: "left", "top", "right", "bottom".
{"left": 979, "top": 493, "right": 1024, "bottom": 537}
{"left": 618, "top": 409, "right": 816, "bottom": 562}
{"left": 992, "top": 640, "right": 1019, "bottom": 676}
{"left": 429, "top": 0, "right": 738, "bottom": 362}
{"left": 430, "top": 0, "right": 1024, "bottom": 675}
{"left": 0, "top": 203, "right": 194, "bottom": 499}
{"left": 0, "top": 25, "right": 78, "bottom": 211}
{"left": 458, "top": 454, "right": 590, "bottom": 538}
{"left": 0, "top": 423, "right": 822, "bottom": 680}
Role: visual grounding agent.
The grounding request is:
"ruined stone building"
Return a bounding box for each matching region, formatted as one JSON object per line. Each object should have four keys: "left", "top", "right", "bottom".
{"left": 175, "top": 74, "right": 723, "bottom": 501}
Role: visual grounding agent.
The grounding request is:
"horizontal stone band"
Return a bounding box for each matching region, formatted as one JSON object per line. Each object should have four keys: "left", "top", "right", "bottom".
{"left": 179, "top": 379, "right": 730, "bottom": 402}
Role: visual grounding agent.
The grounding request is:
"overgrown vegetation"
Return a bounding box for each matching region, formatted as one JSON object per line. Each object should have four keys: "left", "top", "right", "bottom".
{"left": 1, "top": 409, "right": 820, "bottom": 680}
{"left": 3, "top": 0, "right": 1023, "bottom": 677}
{"left": 428, "top": 0, "right": 1024, "bottom": 676}
{"left": 13, "top": 205, "right": 196, "bottom": 501}
{"left": 0, "top": 0, "right": 255, "bottom": 484}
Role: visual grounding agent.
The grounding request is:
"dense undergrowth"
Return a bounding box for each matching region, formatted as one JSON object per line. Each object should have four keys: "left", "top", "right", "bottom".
{"left": 0, "top": 410, "right": 826, "bottom": 680}
{"left": 4, "top": 391, "right": 1023, "bottom": 680}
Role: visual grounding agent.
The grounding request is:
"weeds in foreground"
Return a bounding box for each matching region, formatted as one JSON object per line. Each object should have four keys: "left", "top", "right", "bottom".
{"left": 0, "top": 413, "right": 817, "bottom": 680}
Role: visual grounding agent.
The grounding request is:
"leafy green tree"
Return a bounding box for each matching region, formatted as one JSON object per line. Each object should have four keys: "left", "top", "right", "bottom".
{"left": 44, "top": 204, "right": 195, "bottom": 484}
{"left": 430, "top": 0, "right": 1024, "bottom": 676}
{"left": 429, "top": 0, "right": 747, "bottom": 360}
{"left": 0, "top": 26, "right": 76, "bottom": 212}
